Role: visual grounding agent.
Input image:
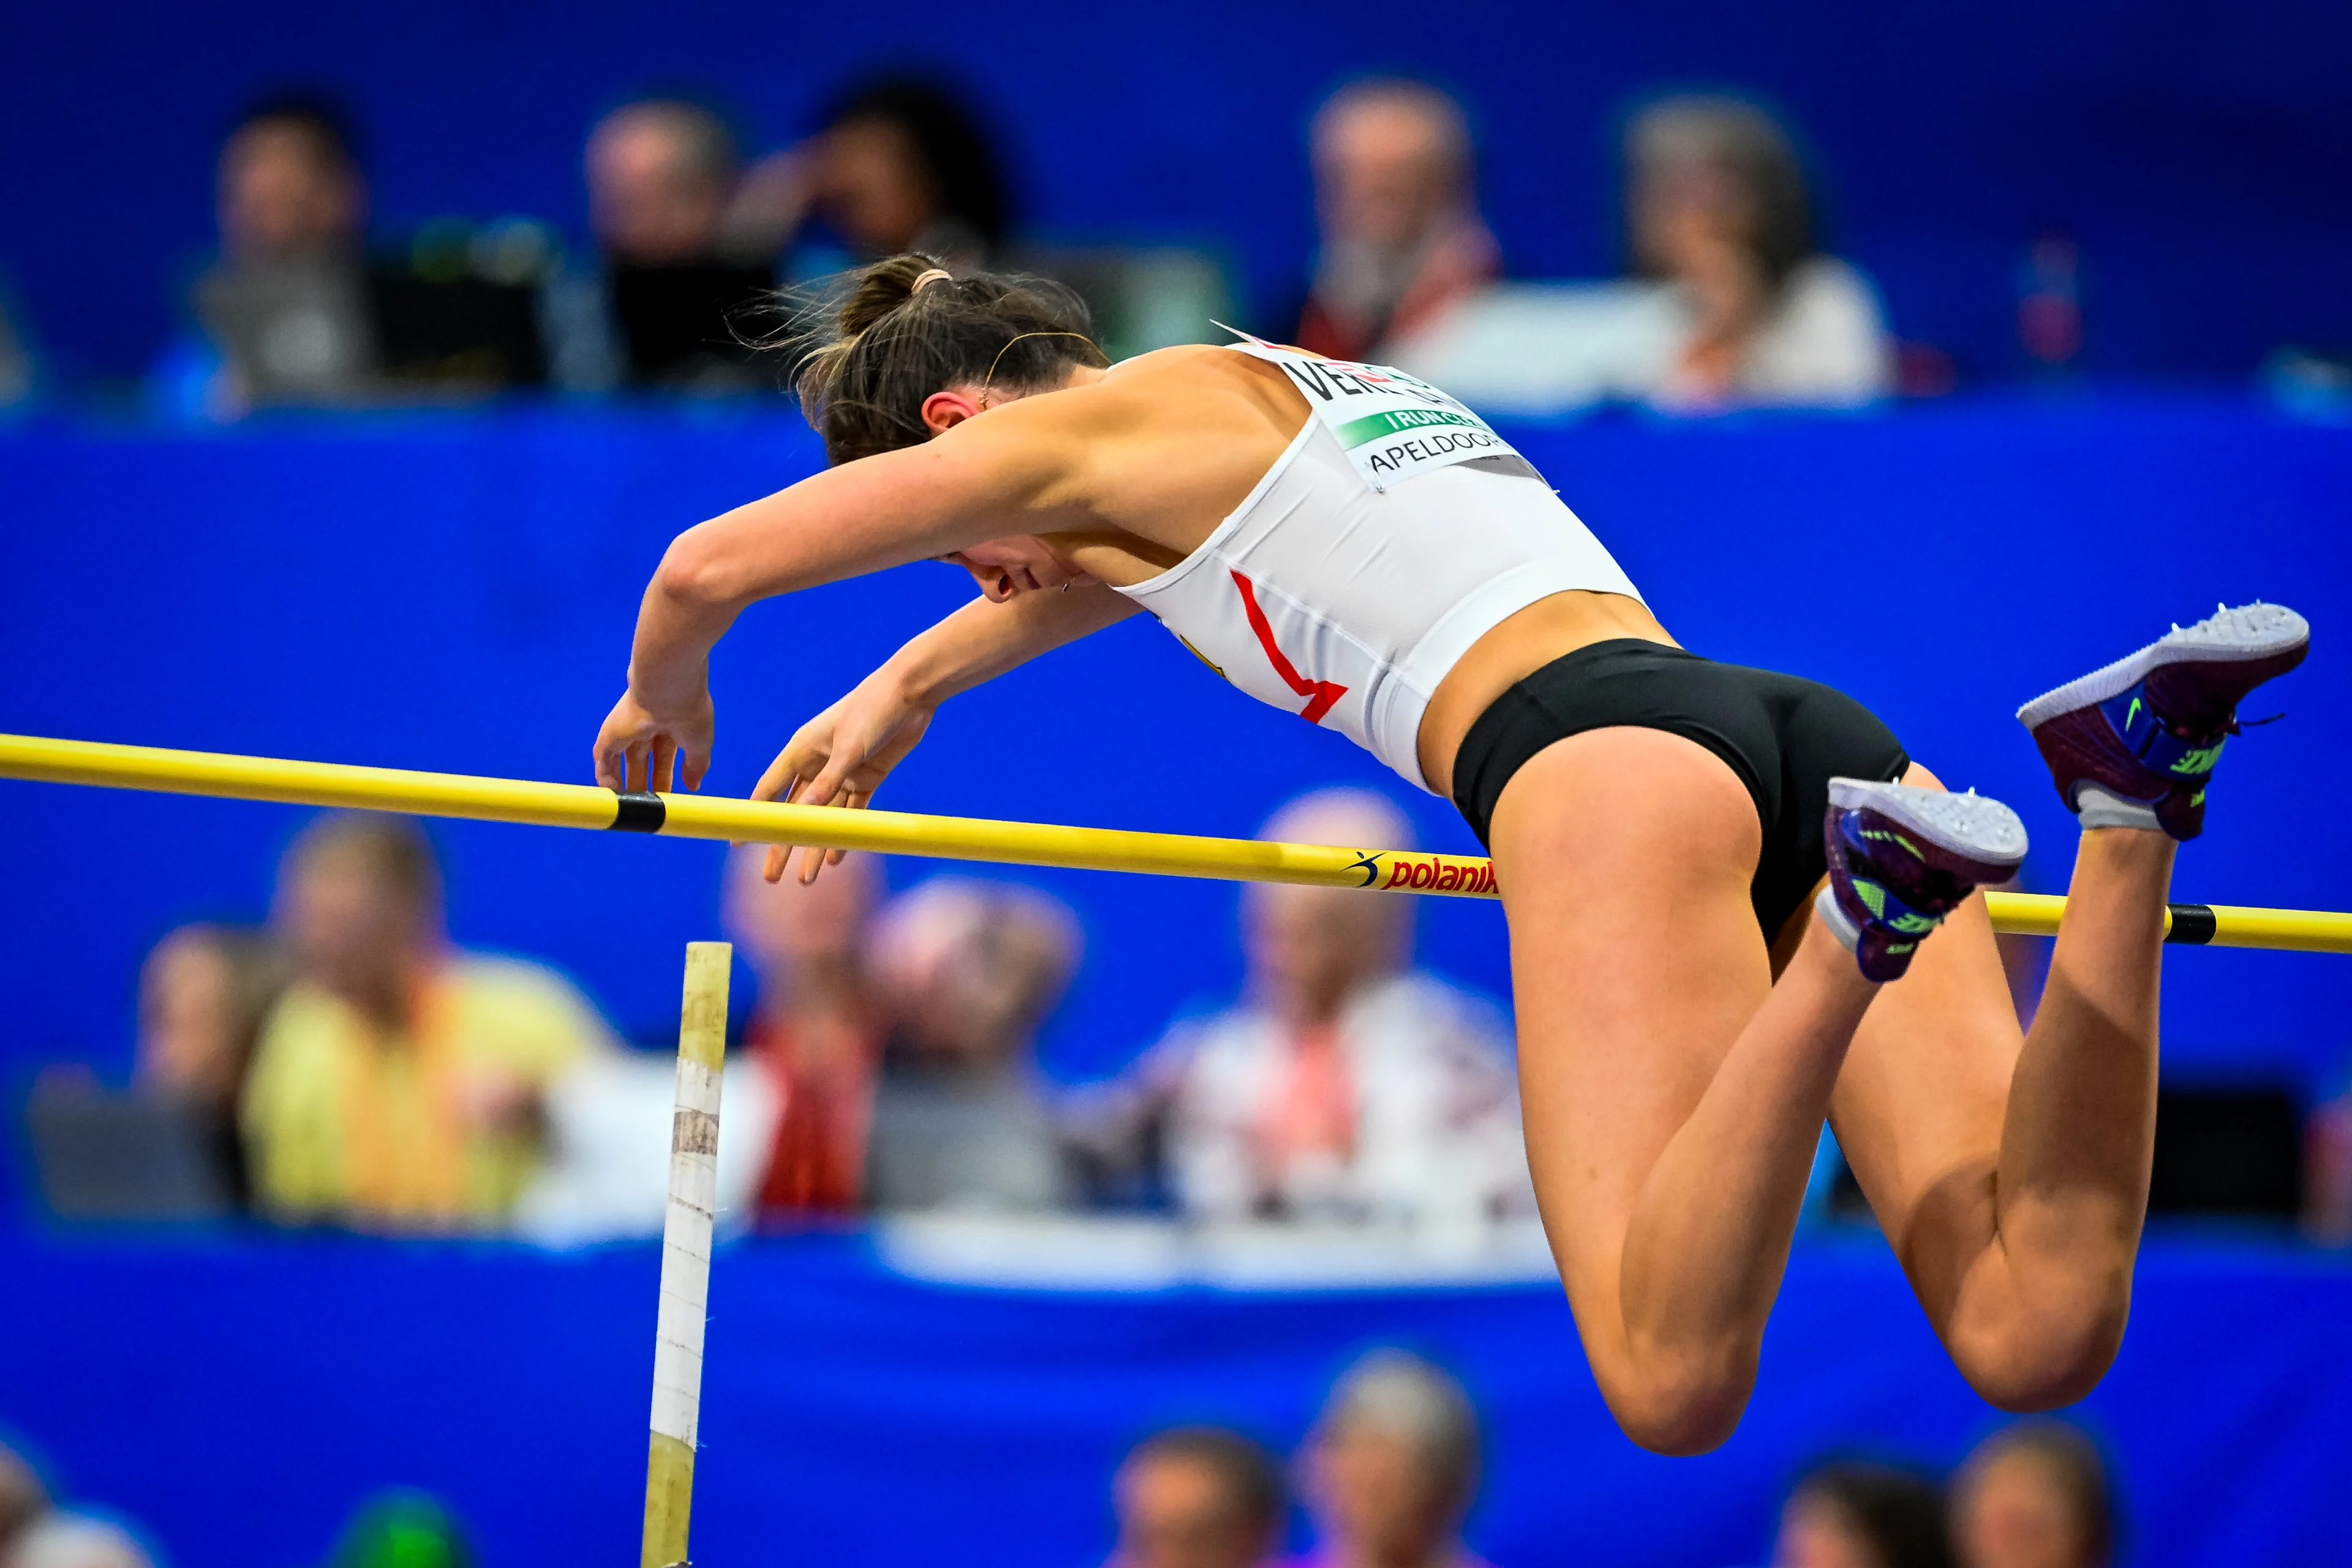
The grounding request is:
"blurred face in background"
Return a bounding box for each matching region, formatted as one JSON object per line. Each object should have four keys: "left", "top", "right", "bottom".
{"left": 219, "top": 119, "right": 362, "bottom": 261}
{"left": 1773, "top": 1489, "right": 1885, "bottom": 1568}
{"left": 587, "top": 105, "right": 732, "bottom": 264}
{"left": 276, "top": 839, "right": 435, "bottom": 1022}
{"left": 1952, "top": 1450, "right": 2095, "bottom": 1568}
{"left": 1633, "top": 153, "right": 1760, "bottom": 290}
{"left": 1114, "top": 1450, "right": 1274, "bottom": 1568}
{"left": 1243, "top": 790, "right": 1415, "bottom": 1027}
{"left": 816, "top": 115, "right": 941, "bottom": 256}
{"left": 1303, "top": 1419, "right": 1457, "bottom": 1566}
{"left": 1312, "top": 92, "right": 1464, "bottom": 253}
{"left": 136, "top": 929, "right": 246, "bottom": 1106}
{"left": 1244, "top": 882, "right": 1406, "bottom": 1028}
{"left": 870, "top": 884, "right": 1075, "bottom": 1067}
{"left": 723, "top": 843, "right": 876, "bottom": 984}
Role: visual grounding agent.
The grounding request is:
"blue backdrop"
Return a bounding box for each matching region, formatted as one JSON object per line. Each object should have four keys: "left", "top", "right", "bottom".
{"left": 2, "top": 396, "right": 2346, "bottom": 1126}
{"left": 1, "top": 1229, "right": 2346, "bottom": 1567}
{"left": 6, "top": 1, "right": 2352, "bottom": 383}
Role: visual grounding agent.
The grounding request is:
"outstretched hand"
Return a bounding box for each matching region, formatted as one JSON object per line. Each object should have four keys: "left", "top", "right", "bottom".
{"left": 751, "top": 673, "right": 935, "bottom": 884}
{"left": 593, "top": 686, "right": 715, "bottom": 795}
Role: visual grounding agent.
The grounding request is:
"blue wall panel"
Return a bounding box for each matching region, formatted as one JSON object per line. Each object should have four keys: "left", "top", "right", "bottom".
{"left": 0, "top": 1232, "right": 2346, "bottom": 1567}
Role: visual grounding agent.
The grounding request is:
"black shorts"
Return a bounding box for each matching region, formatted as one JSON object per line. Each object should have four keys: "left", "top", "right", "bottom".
{"left": 1451, "top": 639, "right": 1909, "bottom": 937}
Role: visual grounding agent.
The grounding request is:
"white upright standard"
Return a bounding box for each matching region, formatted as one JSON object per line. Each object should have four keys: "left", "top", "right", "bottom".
{"left": 643, "top": 940, "right": 731, "bottom": 1568}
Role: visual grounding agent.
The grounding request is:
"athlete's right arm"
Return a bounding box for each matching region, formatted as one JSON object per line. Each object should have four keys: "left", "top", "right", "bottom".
{"left": 592, "top": 399, "right": 1103, "bottom": 796}
{"left": 748, "top": 582, "right": 1140, "bottom": 883}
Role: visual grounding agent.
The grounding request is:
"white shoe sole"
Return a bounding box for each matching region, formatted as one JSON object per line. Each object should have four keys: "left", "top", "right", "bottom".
{"left": 1828, "top": 778, "right": 2029, "bottom": 865}
{"left": 2016, "top": 602, "right": 2309, "bottom": 729}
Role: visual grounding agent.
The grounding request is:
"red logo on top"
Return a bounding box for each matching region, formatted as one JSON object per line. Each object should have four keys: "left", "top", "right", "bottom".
{"left": 1230, "top": 570, "right": 1348, "bottom": 725}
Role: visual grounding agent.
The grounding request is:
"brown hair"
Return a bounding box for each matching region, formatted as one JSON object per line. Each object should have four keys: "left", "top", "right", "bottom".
{"left": 1627, "top": 94, "right": 1820, "bottom": 292}
{"left": 792, "top": 253, "right": 1105, "bottom": 467}
{"left": 1125, "top": 1426, "right": 1285, "bottom": 1534}
{"left": 1957, "top": 1420, "right": 2114, "bottom": 1566}
{"left": 284, "top": 812, "right": 442, "bottom": 919}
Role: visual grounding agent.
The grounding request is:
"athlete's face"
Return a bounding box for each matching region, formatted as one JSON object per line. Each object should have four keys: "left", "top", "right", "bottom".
{"left": 943, "top": 536, "right": 1093, "bottom": 601}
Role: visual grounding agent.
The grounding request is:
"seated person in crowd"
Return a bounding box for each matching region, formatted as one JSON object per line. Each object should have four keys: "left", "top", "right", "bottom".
{"left": 1076, "top": 790, "right": 1529, "bottom": 1224}
{"left": 1295, "top": 1351, "right": 1491, "bottom": 1568}
{"left": 575, "top": 96, "right": 774, "bottom": 389}
{"left": 240, "top": 813, "right": 617, "bottom": 1231}
{"left": 1773, "top": 1461, "right": 1953, "bottom": 1568}
{"left": 2304, "top": 1068, "right": 2352, "bottom": 1243}
{"left": 723, "top": 843, "right": 886, "bottom": 1220}
{"left": 1620, "top": 95, "right": 1891, "bottom": 410}
{"left": 1109, "top": 1426, "right": 1287, "bottom": 1568}
{"left": 132, "top": 922, "right": 287, "bottom": 1204}
{"left": 733, "top": 75, "right": 1010, "bottom": 280}
{"left": 862, "top": 878, "right": 1078, "bottom": 1213}
{"left": 1291, "top": 80, "right": 1496, "bottom": 363}
{"left": 186, "top": 96, "right": 379, "bottom": 411}
{"left": 0, "top": 1440, "right": 156, "bottom": 1568}
{"left": 1948, "top": 1422, "right": 2114, "bottom": 1568}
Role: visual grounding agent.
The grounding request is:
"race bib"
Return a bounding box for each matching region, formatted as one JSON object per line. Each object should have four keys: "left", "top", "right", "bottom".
{"left": 1224, "top": 328, "right": 1528, "bottom": 491}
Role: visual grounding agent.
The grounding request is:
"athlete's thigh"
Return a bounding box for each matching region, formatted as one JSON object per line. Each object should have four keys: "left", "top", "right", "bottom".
{"left": 1827, "top": 762, "right": 2024, "bottom": 1316}
{"left": 1492, "top": 728, "right": 1774, "bottom": 1341}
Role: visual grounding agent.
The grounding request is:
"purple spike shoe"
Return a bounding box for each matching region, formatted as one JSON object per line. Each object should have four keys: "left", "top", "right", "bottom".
{"left": 1817, "top": 779, "right": 2028, "bottom": 982}
{"left": 2017, "top": 603, "right": 2309, "bottom": 840}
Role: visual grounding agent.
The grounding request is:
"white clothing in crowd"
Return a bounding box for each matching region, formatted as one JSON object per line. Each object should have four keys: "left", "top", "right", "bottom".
{"left": 1145, "top": 971, "right": 1534, "bottom": 1226}
{"left": 1389, "top": 258, "right": 1891, "bottom": 418}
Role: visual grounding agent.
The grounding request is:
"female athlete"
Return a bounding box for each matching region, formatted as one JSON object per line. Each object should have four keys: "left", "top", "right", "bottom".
{"left": 592, "top": 255, "right": 2307, "bottom": 1453}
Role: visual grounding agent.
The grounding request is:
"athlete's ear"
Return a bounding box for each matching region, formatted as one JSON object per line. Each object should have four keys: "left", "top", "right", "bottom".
{"left": 920, "top": 386, "right": 987, "bottom": 437}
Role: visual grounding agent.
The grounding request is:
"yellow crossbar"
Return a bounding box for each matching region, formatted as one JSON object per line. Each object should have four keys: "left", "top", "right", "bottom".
{"left": 2, "top": 733, "right": 2347, "bottom": 953}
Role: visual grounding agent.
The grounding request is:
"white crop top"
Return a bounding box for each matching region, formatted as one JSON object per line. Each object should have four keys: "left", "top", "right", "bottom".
{"left": 1112, "top": 334, "right": 1645, "bottom": 792}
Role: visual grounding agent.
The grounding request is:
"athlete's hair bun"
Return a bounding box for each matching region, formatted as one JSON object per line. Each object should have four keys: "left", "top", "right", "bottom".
{"left": 791, "top": 252, "right": 1106, "bottom": 467}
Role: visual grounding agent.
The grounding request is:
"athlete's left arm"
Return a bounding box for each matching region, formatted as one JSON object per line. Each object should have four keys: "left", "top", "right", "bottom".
{"left": 595, "top": 403, "right": 1091, "bottom": 793}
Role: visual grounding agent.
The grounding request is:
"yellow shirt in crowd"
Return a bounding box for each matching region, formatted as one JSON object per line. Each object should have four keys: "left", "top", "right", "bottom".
{"left": 241, "top": 954, "right": 614, "bottom": 1229}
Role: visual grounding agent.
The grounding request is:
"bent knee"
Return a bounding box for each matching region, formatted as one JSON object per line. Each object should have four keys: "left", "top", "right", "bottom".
{"left": 1950, "top": 1308, "right": 2127, "bottom": 1413}
{"left": 1596, "top": 1349, "right": 1758, "bottom": 1457}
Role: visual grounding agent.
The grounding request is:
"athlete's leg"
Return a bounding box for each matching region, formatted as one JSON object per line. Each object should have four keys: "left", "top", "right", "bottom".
{"left": 1828, "top": 604, "right": 2309, "bottom": 1409}
{"left": 1496, "top": 726, "right": 1888, "bottom": 1454}
{"left": 1826, "top": 769, "right": 2168, "bottom": 1411}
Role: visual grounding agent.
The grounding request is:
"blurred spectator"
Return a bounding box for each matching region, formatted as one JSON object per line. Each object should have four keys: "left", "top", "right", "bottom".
{"left": 2305, "top": 1070, "right": 2352, "bottom": 1243}
{"left": 736, "top": 76, "right": 1010, "bottom": 277}
{"left": 1773, "top": 1461, "right": 1953, "bottom": 1568}
{"left": 6, "top": 1517, "right": 156, "bottom": 1568}
{"left": 1110, "top": 1426, "right": 1286, "bottom": 1568}
{"left": 862, "top": 878, "right": 1079, "bottom": 1212}
{"left": 1948, "top": 1422, "right": 2114, "bottom": 1568}
{"left": 589, "top": 99, "right": 745, "bottom": 268}
{"left": 1294, "top": 1351, "right": 1490, "bottom": 1568}
{"left": 1293, "top": 80, "right": 1496, "bottom": 363}
{"left": 133, "top": 922, "right": 287, "bottom": 1204}
{"left": 0, "top": 1441, "right": 156, "bottom": 1568}
{"left": 1072, "top": 790, "right": 1529, "bottom": 1224}
{"left": 240, "top": 813, "right": 618, "bottom": 1231}
{"left": 1392, "top": 96, "right": 1891, "bottom": 416}
{"left": 0, "top": 1446, "right": 43, "bottom": 1553}
{"left": 724, "top": 844, "right": 885, "bottom": 1219}
{"left": 190, "top": 95, "right": 378, "bottom": 410}
{"left": 1621, "top": 96, "right": 1890, "bottom": 410}
{"left": 571, "top": 96, "right": 773, "bottom": 390}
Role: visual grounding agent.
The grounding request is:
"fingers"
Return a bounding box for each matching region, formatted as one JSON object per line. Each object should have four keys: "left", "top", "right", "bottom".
{"left": 751, "top": 753, "right": 802, "bottom": 805}
{"left": 681, "top": 745, "right": 710, "bottom": 793}
{"left": 593, "top": 737, "right": 623, "bottom": 791}
{"left": 649, "top": 736, "right": 676, "bottom": 796}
